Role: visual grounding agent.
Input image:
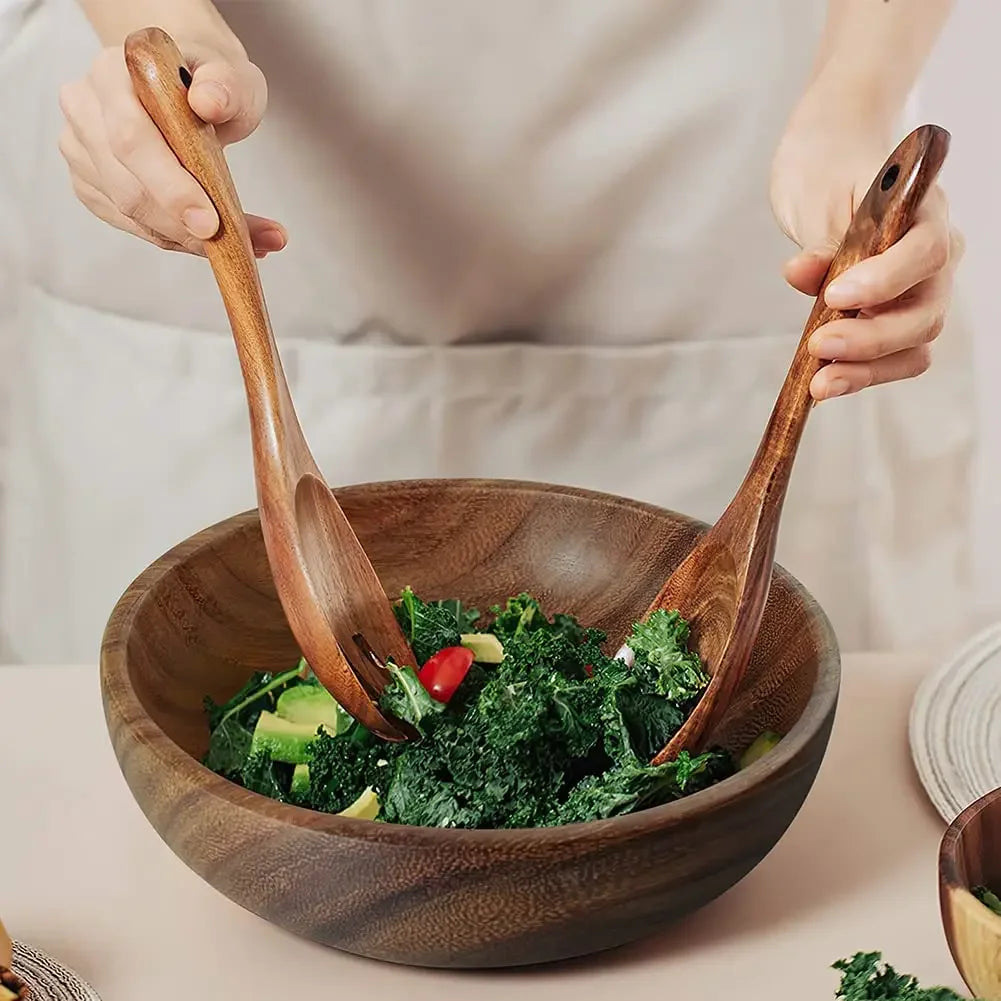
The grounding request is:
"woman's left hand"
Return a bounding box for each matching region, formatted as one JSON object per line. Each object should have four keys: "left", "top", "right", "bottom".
{"left": 770, "top": 111, "right": 963, "bottom": 402}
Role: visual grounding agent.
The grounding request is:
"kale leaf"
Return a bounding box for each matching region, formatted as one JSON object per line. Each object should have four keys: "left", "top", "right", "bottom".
{"left": 304, "top": 725, "right": 394, "bottom": 814}
{"left": 552, "top": 749, "right": 733, "bottom": 825}
{"left": 203, "top": 716, "right": 253, "bottom": 777}
{"left": 833, "top": 952, "right": 969, "bottom": 1000}
{"left": 393, "top": 586, "right": 480, "bottom": 665}
{"left": 203, "top": 662, "right": 305, "bottom": 731}
{"left": 378, "top": 664, "right": 445, "bottom": 732}
{"left": 628, "top": 609, "right": 709, "bottom": 704}
{"left": 201, "top": 662, "right": 305, "bottom": 777}
{"left": 973, "top": 884, "right": 1001, "bottom": 917}
{"left": 240, "top": 750, "right": 292, "bottom": 802}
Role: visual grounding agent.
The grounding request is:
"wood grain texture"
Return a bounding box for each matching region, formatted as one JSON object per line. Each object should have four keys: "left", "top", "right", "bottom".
{"left": 123, "top": 27, "right": 414, "bottom": 740}
{"left": 100, "top": 479, "right": 840, "bottom": 968}
{"left": 647, "top": 124, "right": 950, "bottom": 764}
{"left": 940, "top": 786, "right": 1001, "bottom": 999}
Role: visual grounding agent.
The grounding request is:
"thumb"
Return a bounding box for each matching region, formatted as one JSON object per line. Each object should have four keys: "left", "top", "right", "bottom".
{"left": 187, "top": 57, "right": 267, "bottom": 144}
{"left": 782, "top": 243, "right": 837, "bottom": 297}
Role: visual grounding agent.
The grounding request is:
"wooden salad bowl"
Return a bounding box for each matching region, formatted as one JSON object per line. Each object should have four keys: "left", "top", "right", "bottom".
{"left": 100, "top": 479, "right": 840, "bottom": 968}
{"left": 940, "top": 786, "right": 1001, "bottom": 999}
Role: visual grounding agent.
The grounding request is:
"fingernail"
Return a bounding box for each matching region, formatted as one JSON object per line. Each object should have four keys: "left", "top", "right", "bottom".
{"left": 826, "top": 278, "right": 862, "bottom": 307}
{"left": 193, "top": 80, "right": 229, "bottom": 113}
{"left": 810, "top": 334, "right": 845, "bottom": 359}
{"left": 182, "top": 207, "right": 217, "bottom": 239}
{"left": 825, "top": 377, "right": 851, "bottom": 399}
{"left": 256, "top": 227, "right": 286, "bottom": 252}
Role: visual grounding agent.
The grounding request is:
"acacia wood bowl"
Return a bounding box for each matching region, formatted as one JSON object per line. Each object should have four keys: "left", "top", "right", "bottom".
{"left": 940, "top": 786, "right": 1001, "bottom": 999}
{"left": 100, "top": 478, "right": 840, "bottom": 968}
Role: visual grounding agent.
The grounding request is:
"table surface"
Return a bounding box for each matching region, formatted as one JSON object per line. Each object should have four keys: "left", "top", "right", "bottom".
{"left": 3, "top": 656, "right": 967, "bottom": 1000}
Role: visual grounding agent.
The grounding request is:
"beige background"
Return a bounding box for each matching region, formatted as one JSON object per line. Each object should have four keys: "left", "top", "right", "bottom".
{"left": 0, "top": 0, "right": 996, "bottom": 648}
{"left": 922, "top": 1, "right": 1001, "bottom": 628}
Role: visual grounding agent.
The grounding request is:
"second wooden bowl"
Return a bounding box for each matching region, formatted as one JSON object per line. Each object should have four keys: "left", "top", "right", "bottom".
{"left": 100, "top": 479, "right": 840, "bottom": 968}
{"left": 940, "top": 786, "right": 1001, "bottom": 999}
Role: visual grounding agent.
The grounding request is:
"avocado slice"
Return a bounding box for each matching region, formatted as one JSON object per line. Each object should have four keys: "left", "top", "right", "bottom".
{"left": 739, "top": 730, "right": 782, "bottom": 770}
{"left": 276, "top": 684, "right": 351, "bottom": 733}
{"left": 0, "top": 984, "right": 19, "bottom": 1001}
{"left": 460, "top": 632, "right": 505, "bottom": 664}
{"left": 250, "top": 711, "right": 331, "bottom": 765}
{"left": 290, "top": 762, "right": 311, "bottom": 798}
{"left": 338, "top": 787, "right": 380, "bottom": 820}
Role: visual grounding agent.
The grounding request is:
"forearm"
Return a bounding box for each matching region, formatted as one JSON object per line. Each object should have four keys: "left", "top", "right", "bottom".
{"left": 75, "top": 0, "right": 243, "bottom": 53}
{"left": 807, "top": 0, "right": 955, "bottom": 123}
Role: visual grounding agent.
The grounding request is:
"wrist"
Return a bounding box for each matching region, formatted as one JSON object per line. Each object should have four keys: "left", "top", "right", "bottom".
{"left": 784, "top": 68, "right": 901, "bottom": 151}
{"left": 79, "top": 0, "right": 244, "bottom": 57}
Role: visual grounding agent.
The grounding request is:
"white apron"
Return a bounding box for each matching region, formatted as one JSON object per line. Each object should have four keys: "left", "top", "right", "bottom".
{"left": 0, "top": 0, "right": 977, "bottom": 663}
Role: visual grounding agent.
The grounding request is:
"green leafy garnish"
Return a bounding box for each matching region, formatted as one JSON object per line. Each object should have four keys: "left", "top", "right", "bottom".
{"left": 628, "top": 609, "right": 710, "bottom": 703}
{"left": 833, "top": 952, "right": 969, "bottom": 1000}
{"left": 394, "top": 586, "right": 480, "bottom": 664}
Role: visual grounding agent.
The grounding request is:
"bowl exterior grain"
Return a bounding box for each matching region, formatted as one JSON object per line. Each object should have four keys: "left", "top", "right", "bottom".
{"left": 940, "top": 786, "right": 1001, "bottom": 999}
{"left": 100, "top": 479, "right": 840, "bottom": 968}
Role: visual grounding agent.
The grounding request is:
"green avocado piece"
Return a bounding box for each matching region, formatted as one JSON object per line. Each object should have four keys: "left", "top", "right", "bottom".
{"left": 460, "top": 632, "right": 505, "bottom": 664}
{"left": 739, "top": 730, "right": 782, "bottom": 770}
{"left": 276, "top": 683, "right": 351, "bottom": 733}
{"left": 290, "top": 762, "right": 311, "bottom": 798}
{"left": 250, "top": 711, "right": 327, "bottom": 765}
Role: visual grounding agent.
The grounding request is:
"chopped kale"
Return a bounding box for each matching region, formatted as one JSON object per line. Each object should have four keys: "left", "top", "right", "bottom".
{"left": 204, "top": 591, "right": 762, "bottom": 830}
{"left": 203, "top": 715, "right": 253, "bottom": 777}
{"left": 628, "top": 609, "right": 710, "bottom": 704}
{"left": 201, "top": 663, "right": 305, "bottom": 779}
{"left": 393, "top": 586, "right": 480, "bottom": 665}
{"left": 240, "top": 750, "right": 292, "bottom": 802}
{"left": 833, "top": 952, "right": 969, "bottom": 1000}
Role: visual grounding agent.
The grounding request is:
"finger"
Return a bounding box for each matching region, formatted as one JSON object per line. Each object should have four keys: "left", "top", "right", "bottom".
{"left": 186, "top": 56, "right": 267, "bottom": 144}
{"left": 58, "top": 124, "right": 101, "bottom": 188}
{"left": 783, "top": 246, "right": 836, "bottom": 296}
{"left": 825, "top": 187, "right": 951, "bottom": 309}
{"left": 69, "top": 175, "right": 196, "bottom": 254}
{"left": 810, "top": 345, "right": 932, "bottom": 400}
{"left": 807, "top": 271, "right": 950, "bottom": 362}
{"left": 89, "top": 50, "right": 219, "bottom": 239}
{"left": 247, "top": 214, "right": 288, "bottom": 254}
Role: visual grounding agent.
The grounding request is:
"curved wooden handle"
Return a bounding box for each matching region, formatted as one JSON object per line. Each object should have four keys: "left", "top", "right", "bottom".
{"left": 124, "top": 26, "right": 313, "bottom": 482}
{"left": 743, "top": 124, "right": 950, "bottom": 506}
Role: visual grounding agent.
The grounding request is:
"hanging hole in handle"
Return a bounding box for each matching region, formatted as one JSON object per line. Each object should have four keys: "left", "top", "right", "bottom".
{"left": 880, "top": 164, "right": 900, "bottom": 191}
{"left": 179, "top": 65, "right": 192, "bottom": 88}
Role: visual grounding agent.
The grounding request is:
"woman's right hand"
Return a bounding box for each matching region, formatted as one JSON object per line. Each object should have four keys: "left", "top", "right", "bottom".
{"left": 58, "top": 37, "right": 286, "bottom": 257}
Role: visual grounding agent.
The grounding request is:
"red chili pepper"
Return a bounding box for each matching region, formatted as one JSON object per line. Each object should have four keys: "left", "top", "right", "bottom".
{"left": 584, "top": 664, "right": 594, "bottom": 677}
{"left": 418, "top": 646, "right": 475, "bottom": 703}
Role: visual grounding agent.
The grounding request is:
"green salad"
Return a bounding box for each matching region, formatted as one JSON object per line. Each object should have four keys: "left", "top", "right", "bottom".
{"left": 202, "top": 589, "right": 781, "bottom": 828}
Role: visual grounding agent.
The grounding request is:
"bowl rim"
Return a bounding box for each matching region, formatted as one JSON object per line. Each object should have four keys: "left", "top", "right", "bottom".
{"left": 940, "top": 784, "right": 1001, "bottom": 931}
{"left": 101, "top": 477, "right": 841, "bottom": 845}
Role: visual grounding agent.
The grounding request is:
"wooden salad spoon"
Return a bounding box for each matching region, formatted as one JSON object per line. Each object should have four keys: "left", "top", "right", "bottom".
{"left": 125, "top": 27, "right": 417, "bottom": 741}
{"left": 637, "top": 124, "right": 950, "bottom": 765}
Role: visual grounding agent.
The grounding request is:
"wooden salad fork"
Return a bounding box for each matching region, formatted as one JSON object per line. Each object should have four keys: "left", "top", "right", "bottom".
{"left": 638, "top": 124, "right": 950, "bottom": 765}
{"left": 125, "top": 27, "right": 417, "bottom": 741}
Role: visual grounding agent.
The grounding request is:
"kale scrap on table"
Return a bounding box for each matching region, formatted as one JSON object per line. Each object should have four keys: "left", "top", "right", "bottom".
{"left": 834, "top": 952, "right": 972, "bottom": 1000}
{"left": 203, "top": 589, "right": 736, "bottom": 828}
